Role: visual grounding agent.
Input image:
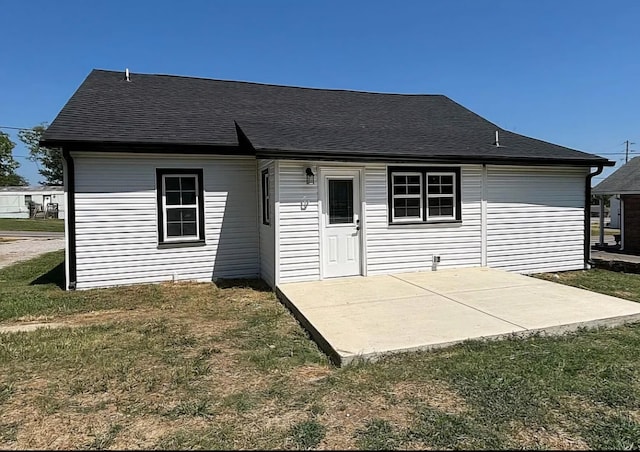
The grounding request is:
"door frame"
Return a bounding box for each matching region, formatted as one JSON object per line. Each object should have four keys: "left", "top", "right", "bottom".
{"left": 317, "top": 166, "right": 366, "bottom": 279}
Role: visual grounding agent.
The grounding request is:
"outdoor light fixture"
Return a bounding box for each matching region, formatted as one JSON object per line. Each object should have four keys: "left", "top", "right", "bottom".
{"left": 305, "top": 167, "right": 315, "bottom": 184}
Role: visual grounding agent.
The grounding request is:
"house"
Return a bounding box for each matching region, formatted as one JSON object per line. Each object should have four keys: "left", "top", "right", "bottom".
{"left": 41, "top": 69, "right": 612, "bottom": 290}
{"left": 593, "top": 157, "right": 640, "bottom": 251}
{"left": 0, "top": 186, "right": 65, "bottom": 219}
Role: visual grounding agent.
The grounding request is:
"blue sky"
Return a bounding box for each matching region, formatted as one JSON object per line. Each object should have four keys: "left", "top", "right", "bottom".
{"left": 1, "top": 0, "right": 638, "bottom": 185}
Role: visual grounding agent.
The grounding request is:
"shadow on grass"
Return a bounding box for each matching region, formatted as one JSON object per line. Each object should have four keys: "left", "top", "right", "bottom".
{"left": 30, "top": 261, "right": 65, "bottom": 289}
{"left": 214, "top": 278, "right": 272, "bottom": 292}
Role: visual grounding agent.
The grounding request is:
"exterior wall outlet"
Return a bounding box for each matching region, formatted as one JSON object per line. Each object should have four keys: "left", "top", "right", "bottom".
{"left": 432, "top": 256, "right": 441, "bottom": 263}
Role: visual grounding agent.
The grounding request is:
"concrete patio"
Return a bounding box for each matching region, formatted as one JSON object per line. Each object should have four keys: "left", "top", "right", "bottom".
{"left": 276, "top": 267, "right": 640, "bottom": 365}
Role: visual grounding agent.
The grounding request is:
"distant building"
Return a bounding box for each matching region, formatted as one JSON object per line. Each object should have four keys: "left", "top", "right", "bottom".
{"left": 593, "top": 157, "right": 640, "bottom": 252}
{"left": 610, "top": 196, "right": 621, "bottom": 229}
{"left": 0, "top": 186, "right": 65, "bottom": 219}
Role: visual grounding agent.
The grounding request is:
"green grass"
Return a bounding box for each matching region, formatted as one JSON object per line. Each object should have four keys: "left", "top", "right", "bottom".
{"left": 3, "top": 252, "right": 640, "bottom": 448}
{"left": 537, "top": 268, "right": 640, "bottom": 302}
{"left": 356, "top": 419, "right": 402, "bottom": 450}
{"left": 0, "top": 218, "right": 64, "bottom": 232}
{"left": 288, "top": 420, "right": 326, "bottom": 449}
{"left": 590, "top": 224, "right": 620, "bottom": 236}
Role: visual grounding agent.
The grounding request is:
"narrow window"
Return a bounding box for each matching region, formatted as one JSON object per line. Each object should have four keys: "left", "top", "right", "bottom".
{"left": 262, "top": 169, "right": 270, "bottom": 225}
{"left": 156, "top": 169, "right": 205, "bottom": 244}
{"left": 328, "top": 178, "right": 354, "bottom": 224}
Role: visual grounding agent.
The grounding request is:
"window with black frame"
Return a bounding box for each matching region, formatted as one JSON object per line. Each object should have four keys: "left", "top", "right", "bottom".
{"left": 388, "top": 167, "right": 461, "bottom": 224}
{"left": 156, "top": 169, "right": 205, "bottom": 245}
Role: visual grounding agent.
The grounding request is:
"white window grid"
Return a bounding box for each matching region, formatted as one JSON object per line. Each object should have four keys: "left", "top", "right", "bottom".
{"left": 162, "top": 174, "right": 200, "bottom": 242}
{"left": 391, "top": 172, "right": 423, "bottom": 222}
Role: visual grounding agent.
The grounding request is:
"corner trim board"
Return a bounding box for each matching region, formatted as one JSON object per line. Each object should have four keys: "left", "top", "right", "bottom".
{"left": 62, "top": 149, "right": 77, "bottom": 289}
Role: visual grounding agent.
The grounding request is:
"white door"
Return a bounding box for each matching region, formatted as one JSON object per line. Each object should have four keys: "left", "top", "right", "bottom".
{"left": 321, "top": 169, "right": 362, "bottom": 278}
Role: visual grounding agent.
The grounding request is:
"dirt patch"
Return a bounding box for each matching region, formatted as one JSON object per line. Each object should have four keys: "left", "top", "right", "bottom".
{"left": 615, "top": 290, "right": 635, "bottom": 299}
{"left": 0, "top": 237, "right": 64, "bottom": 270}
{"left": 316, "top": 391, "right": 411, "bottom": 449}
{"left": 2, "top": 394, "right": 212, "bottom": 450}
{"left": 1, "top": 306, "right": 242, "bottom": 338}
{"left": 0, "top": 322, "right": 66, "bottom": 333}
{"left": 291, "top": 365, "right": 333, "bottom": 384}
{"left": 0, "top": 308, "right": 162, "bottom": 333}
{"left": 111, "top": 418, "right": 172, "bottom": 449}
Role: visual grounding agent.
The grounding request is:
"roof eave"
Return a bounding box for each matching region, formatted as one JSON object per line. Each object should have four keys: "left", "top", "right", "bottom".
{"left": 255, "top": 148, "right": 614, "bottom": 167}
{"left": 40, "top": 139, "right": 254, "bottom": 156}
{"left": 592, "top": 189, "right": 640, "bottom": 195}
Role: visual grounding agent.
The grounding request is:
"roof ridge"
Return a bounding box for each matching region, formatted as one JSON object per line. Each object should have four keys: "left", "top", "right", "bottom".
{"left": 90, "top": 68, "right": 447, "bottom": 97}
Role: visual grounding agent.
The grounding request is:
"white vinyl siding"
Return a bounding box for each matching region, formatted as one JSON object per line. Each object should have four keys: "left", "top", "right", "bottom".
{"left": 71, "top": 154, "right": 588, "bottom": 290}
{"left": 258, "top": 160, "right": 276, "bottom": 287}
{"left": 486, "top": 165, "right": 587, "bottom": 273}
{"left": 73, "top": 153, "right": 259, "bottom": 289}
{"left": 366, "top": 164, "right": 482, "bottom": 274}
{"left": 277, "top": 161, "right": 320, "bottom": 283}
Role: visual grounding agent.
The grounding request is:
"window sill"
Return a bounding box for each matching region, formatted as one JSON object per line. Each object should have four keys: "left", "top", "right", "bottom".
{"left": 388, "top": 220, "right": 462, "bottom": 227}
{"left": 158, "top": 239, "right": 206, "bottom": 249}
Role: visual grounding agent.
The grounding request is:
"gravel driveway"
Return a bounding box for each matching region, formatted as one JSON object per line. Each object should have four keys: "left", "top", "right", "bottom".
{"left": 0, "top": 237, "right": 65, "bottom": 270}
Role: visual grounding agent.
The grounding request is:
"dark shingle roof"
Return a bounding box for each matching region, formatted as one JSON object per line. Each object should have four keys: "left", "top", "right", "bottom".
{"left": 43, "top": 69, "right": 611, "bottom": 166}
{"left": 593, "top": 157, "right": 640, "bottom": 194}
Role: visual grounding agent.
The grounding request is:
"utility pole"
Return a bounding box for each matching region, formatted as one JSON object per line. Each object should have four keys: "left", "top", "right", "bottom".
{"left": 625, "top": 140, "right": 636, "bottom": 163}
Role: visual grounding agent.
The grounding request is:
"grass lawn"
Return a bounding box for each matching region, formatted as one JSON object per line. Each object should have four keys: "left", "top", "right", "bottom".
{"left": 2, "top": 253, "right": 640, "bottom": 449}
{"left": 0, "top": 218, "right": 64, "bottom": 233}
{"left": 537, "top": 269, "right": 640, "bottom": 302}
{"left": 590, "top": 224, "right": 620, "bottom": 237}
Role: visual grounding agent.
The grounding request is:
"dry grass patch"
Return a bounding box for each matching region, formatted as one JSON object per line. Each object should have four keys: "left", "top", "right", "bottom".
{"left": 5, "top": 253, "right": 640, "bottom": 449}
{"left": 615, "top": 290, "right": 636, "bottom": 299}
{"left": 391, "top": 380, "right": 467, "bottom": 415}
{"left": 290, "top": 364, "right": 333, "bottom": 385}
{"left": 316, "top": 393, "right": 400, "bottom": 449}
{"left": 509, "top": 422, "right": 589, "bottom": 450}
{"left": 0, "top": 272, "right": 330, "bottom": 450}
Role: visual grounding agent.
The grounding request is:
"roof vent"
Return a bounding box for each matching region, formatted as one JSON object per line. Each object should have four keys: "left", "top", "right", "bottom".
{"left": 125, "top": 68, "right": 130, "bottom": 82}
{"left": 494, "top": 130, "right": 500, "bottom": 147}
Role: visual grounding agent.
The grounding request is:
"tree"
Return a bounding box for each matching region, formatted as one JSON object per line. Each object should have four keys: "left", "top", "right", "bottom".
{"left": 18, "top": 123, "right": 63, "bottom": 186}
{"left": 591, "top": 194, "right": 611, "bottom": 208}
{"left": 0, "top": 131, "right": 27, "bottom": 186}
